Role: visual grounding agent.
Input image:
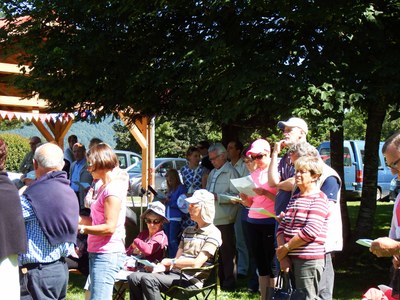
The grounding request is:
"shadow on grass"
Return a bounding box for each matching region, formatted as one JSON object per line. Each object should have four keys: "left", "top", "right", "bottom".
{"left": 67, "top": 202, "right": 395, "bottom": 300}
{"left": 333, "top": 201, "right": 394, "bottom": 299}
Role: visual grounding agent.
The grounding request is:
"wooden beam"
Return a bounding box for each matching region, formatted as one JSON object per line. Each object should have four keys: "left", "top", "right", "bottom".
{"left": 0, "top": 95, "right": 47, "bottom": 109}
{"left": 31, "top": 118, "right": 55, "bottom": 143}
{"left": 0, "top": 62, "right": 30, "bottom": 74}
{"left": 118, "top": 112, "right": 147, "bottom": 149}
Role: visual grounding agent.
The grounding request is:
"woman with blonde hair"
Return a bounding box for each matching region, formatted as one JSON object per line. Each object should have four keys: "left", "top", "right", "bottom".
{"left": 276, "top": 155, "right": 329, "bottom": 300}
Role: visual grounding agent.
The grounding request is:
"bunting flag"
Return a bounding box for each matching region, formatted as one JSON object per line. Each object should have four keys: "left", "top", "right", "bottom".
{"left": 0, "top": 110, "right": 75, "bottom": 122}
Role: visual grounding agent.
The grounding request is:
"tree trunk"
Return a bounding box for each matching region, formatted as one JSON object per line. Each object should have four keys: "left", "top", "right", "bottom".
{"left": 355, "top": 99, "right": 387, "bottom": 239}
{"left": 330, "top": 119, "right": 352, "bottom": 249}
{"left": 221, "top": 123, "right": 239, "bottom": 146}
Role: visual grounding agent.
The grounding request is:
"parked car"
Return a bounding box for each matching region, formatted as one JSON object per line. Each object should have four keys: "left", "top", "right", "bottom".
{"left": 114, "top": 150, "right": 141, "bottom": 169}
{"left": 127, "top": 157, "right": 187, "bottom": 196}
{"left": 317, "top": 140, "right": 393, "bottom": 200}
{"left": 388, "top": 176, "right": 400, "bottom": 201}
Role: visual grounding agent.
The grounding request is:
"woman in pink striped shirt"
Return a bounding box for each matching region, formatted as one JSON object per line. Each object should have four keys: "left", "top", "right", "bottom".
{"left": 276, "top": 156, "right": 329, "bottom": 300}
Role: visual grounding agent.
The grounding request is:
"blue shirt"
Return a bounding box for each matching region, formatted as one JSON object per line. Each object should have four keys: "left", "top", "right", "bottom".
{"left": 70, "top": 159, "right": 86, "bottom": 192}
{"left": 274, "top": 153, "right": 295, "bottom": 215}
{"left": 19, "top": 195, "right": 74, "bottom": 265}
{"left": 181, "top": 165, "right": 204, "bottom": 193}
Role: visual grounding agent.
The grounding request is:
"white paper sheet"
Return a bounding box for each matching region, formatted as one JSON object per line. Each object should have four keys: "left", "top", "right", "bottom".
{"left": 248, "top": 207, "right": 278, "bottom": 220}
{"left": 230, "top": 176, "right": 257, "bottom": 196}
{"left": 356, "top": 238, "right": 373, "bottom": 247}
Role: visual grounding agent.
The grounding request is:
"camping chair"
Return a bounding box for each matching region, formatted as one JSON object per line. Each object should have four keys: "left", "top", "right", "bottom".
{"left": 161, "top": 251, "right": 219, "bottom": 300}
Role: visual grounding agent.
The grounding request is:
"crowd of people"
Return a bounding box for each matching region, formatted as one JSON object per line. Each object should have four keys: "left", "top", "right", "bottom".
{"left": 1, "top": 118, "right": 400, "bottom": 300}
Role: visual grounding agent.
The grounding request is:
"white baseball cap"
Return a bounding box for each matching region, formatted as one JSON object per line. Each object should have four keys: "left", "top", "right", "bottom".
{"left": 277, "top": 117, "right": 308, "bottom": 134}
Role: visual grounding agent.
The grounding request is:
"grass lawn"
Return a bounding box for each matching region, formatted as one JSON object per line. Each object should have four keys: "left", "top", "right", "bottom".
{"left": 67, "top": 201, "right": 394, "bottom": 300}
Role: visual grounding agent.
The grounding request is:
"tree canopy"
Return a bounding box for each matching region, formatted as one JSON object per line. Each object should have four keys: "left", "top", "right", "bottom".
{"left": 1, "top": 0, "right": 400, "bottom": 242}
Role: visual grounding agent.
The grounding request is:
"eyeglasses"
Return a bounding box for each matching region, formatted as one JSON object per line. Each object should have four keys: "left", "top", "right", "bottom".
{"left": 251, "top": 154, "right": 265, "bottom": 161}
{"left": 144, "top": 218, "right": 161, "bottom": 224}
{"left": 388, "top": 157, "right": 400, "bottom": 170}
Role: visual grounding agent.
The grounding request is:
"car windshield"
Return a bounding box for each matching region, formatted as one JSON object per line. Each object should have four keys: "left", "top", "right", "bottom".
{"left": 126, "top": 158, "right": 164, "bottom": 174}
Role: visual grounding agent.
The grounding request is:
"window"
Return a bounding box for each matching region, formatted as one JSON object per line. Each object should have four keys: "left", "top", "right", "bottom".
{"left": 175, "top": 160, "right": 187, "bottom": 171}
{"left": 343, "top": 147, "right": 352, "bottom": 166}
{"left": 117, "top": 154, "right": 127, "bottom": 169}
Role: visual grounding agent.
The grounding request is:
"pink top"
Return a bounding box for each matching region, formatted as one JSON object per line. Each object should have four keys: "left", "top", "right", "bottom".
{"left": 248, "top": 167, "right": 277, "bottom": 219}
{"left": 88, "top": 180, "right": 127, "bottom": 253}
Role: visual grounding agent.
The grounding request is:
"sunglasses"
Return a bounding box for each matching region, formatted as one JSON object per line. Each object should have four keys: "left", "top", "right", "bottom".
{"left": 144, "top": 218, "right": 162, "bottom": 224}
{"left": 251, "top": 154, "right": 265, "bottom": 160}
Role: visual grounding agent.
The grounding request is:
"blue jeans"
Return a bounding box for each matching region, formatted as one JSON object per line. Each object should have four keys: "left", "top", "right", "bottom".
{"left": 164, "top": 221, "right": 181, "bottom": 258}
{"left": 89, "top": 252, "right": 123, "bottom": 300}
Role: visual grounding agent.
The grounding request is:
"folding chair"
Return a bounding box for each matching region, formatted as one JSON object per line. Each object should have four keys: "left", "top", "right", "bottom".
{"left": 161, "top": 251, "right": 219, "bottom": 300}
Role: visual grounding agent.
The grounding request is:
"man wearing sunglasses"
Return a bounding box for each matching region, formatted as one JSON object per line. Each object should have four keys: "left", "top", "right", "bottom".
{"left": 371, "top": 130, "right": 400, "bottom": 258}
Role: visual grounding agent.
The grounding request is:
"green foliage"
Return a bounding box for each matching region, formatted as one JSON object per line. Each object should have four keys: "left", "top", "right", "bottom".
{"left": 0, "top": 133, "right": 29, "bottom": 172}
{"left": 113, "top": 116, "right": 221, "bottom": 157}
{"left": 343, "top": 108, "right": 367, "bottom": 140}
{"left": 341, "top": 107, "right": 400, "bottom": 141}
{"left": 0, "top": 120, "right": 24, "bottom": 131}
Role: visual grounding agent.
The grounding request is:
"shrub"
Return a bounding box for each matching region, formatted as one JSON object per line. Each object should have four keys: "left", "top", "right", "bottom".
{"left": 0, "top": 133, "right": 30, "bottom": 172}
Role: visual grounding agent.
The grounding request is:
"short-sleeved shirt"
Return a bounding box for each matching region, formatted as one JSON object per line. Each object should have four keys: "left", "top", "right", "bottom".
{"left": 19, "top": 195, "right": 74, "bottom": 265}
{"left": 274, "top": 153, "right": 295, "bottom": 215}
{"left": 176, "top": 224, "right": 222, "bottom": 288}
{"left": 88, "top": 180, "right": 127, "bottom": 253}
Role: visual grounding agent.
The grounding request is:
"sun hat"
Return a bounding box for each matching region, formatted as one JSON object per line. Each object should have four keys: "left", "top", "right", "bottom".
{"left": 141, "top": 201, "right": 169, "bottom": 223}
{"left": 185, "top": 189, "right": 215, "bottom": 224}
{"left": 277, "top": 117, "right": 308, "bottom": 134}
{"left": 246, "top": 139, "right": 271, "bottom": 156}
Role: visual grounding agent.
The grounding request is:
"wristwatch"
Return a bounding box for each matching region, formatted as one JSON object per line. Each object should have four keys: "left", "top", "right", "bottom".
{"left": 79, "top": 225, "right": 85, "bottom": 235}
{"left": 171, "top": 258, "right": 176, "bottom": 267}
{"left": 284, "top": 243, "right": 291, "bottom": 251}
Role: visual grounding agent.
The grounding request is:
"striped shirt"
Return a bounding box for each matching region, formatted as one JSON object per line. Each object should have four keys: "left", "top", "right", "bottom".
{"left": 277, "top": 191, "right": 329, "bottom": 260}
{"left": 19, "top": 195, "right": 74, "bottom": 265}
{"left": 175, "top": 224, "right": 222, "bottom": 288}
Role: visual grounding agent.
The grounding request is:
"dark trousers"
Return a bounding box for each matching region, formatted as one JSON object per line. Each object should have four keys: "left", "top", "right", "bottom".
{"left": 127, "top": 271, "right": 195, "bottom": 300}
{"left": 247, "top": 222, "right": 277, "bottom": 277}
{"left": 217, "top": 223, "right": 236, "bottom": 290}
{"left": 242, "top": 220, "right": 260, "bottom": 291}
{"left": 20, "top": 259, "right": 68, "bottom": 300}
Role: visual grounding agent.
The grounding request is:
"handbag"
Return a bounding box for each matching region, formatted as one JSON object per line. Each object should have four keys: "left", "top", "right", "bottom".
{"left": 266, "top": 271, "right": 306, "bottom": 300}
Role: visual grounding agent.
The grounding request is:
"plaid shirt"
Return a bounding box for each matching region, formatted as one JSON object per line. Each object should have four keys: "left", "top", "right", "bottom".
{"left": 19, "top": 195, "right": 74, "bottom": 265}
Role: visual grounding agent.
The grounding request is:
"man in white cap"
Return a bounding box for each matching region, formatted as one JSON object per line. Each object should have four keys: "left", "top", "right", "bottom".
{"left": 268, "top": 117, "right": 308, "bottom": 216}
{"left": 127, "top": 189, "right": 222, "bottom": 300}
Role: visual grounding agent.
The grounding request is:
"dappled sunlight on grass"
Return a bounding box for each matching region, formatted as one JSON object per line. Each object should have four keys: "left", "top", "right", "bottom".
{"left": 333, "top": 201, "right": 394, "bottom": 299}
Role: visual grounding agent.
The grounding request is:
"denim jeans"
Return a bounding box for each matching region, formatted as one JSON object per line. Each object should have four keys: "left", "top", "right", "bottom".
{"left": 89, "top": 252, "right": 123, "bottom": 300}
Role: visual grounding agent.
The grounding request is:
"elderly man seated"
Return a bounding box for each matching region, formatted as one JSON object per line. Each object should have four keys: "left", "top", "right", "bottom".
{"left": 127, "top": 189, "right": 222, "bottom": 300}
